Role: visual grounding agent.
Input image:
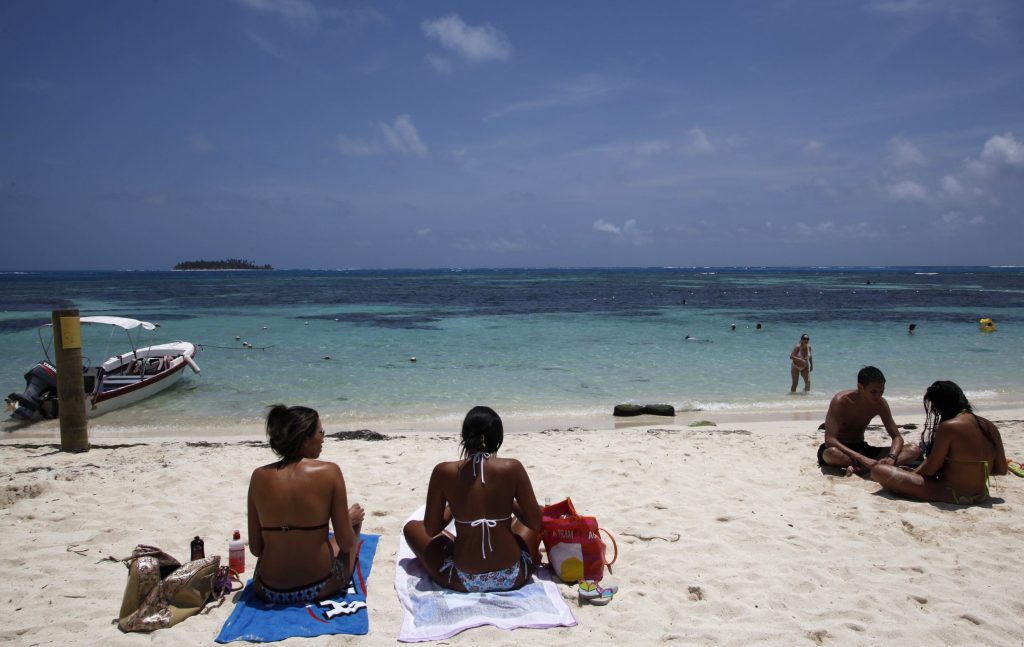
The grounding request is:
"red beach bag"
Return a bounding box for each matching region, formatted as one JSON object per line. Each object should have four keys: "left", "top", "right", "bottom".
{"left": 541, "top": 498, "right": 618, "bottom": 582}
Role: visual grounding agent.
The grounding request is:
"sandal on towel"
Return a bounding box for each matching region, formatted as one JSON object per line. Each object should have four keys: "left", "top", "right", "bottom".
{"left": 1008, "top": 460, "right": 1024, "bottom": 478}
{"left": 578, "top": 580, "right": 617, "bottom": 605}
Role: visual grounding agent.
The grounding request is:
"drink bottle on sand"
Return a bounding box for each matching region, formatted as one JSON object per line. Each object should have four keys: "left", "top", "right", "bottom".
{"left": 229, "top": 530, "right": 245, "bottom": 573}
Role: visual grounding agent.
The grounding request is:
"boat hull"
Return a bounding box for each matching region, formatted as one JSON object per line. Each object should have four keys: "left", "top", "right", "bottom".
{"left": 88, "top": 342, "right": 198, "bottom": 416}
{"left": 6, "top": 341, "right": 199, "bottom": 420}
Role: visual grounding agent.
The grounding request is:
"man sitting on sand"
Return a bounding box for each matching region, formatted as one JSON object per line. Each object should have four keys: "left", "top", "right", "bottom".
{"left": 817, "top": 366, "right": 921, "bottom": 474}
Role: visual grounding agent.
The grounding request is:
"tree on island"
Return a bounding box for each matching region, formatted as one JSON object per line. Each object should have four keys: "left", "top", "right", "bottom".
{"left": 173, "top": 259, "right": 273, "bottom": 270}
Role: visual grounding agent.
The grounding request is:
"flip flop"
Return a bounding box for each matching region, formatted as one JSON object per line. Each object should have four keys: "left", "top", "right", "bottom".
{"left": 1007, "top": 460, "right": 1024, "bottom": 478}
{"left": 578, "top": 580, "right": 617, "bottom": 605}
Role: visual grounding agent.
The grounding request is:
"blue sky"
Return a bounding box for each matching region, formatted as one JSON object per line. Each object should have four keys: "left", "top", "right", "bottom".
{"left": 2, "top": 0, "right": 1022, "bottom": 270}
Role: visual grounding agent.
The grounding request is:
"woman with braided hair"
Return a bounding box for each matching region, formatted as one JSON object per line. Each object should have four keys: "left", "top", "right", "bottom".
{"left": 403, "top": 406, "right": 543, "bottom": 592}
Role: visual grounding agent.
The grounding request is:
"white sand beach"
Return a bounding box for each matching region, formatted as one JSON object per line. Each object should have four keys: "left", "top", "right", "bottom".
{"left": 2, "top": 410, "right": 1023, "bottom": 646}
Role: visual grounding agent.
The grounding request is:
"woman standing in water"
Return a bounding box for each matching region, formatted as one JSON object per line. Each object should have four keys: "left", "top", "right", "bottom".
{"left": 403, "top": 406, "right": 542, "bottom": 592}
{"left": 871, "top": 381, "right": 1007, "bottom": 505}
{"left": 789, "top": 333, "right": 813, "bottom": 392}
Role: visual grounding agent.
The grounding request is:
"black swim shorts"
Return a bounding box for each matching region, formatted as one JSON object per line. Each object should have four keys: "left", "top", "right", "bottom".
{"left": 817, "top": 442, "right": 890, "bottom": 467}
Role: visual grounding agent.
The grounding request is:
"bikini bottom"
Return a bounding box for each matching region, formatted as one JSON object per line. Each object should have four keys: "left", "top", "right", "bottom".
{"left": 256, "top": 572, "right": 331, "bottom": 605}
{"left": 255, "top": 550, "right": 348, "bottom": 604}
{"left": 946, "top": 487, "right": 989, "bottom": 506}
{"left": 442, "top": 551, "right": 533, "bottom": 593}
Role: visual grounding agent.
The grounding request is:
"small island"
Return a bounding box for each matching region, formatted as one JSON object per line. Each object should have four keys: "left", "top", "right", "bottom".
{"left": 173, "top": 259, "right": 273, "bottom": 271}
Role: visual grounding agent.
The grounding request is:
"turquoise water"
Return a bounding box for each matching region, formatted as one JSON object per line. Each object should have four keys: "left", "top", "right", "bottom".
{"left": 1, "top": 268, "right": 1022, "bottom": 433}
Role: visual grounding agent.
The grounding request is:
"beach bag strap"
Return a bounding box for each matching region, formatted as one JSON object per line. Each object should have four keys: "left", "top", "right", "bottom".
{"left": 120, "top": 544, "right": 181, "bottom": 576}
{"left": 119, "top": 544, "right": 178, "bottom": 566}
{"left": 212, "top": 565, "right": 243, "bottom": 599}
{"left": 599, "top": 528, "right": 618, "bottom": 568}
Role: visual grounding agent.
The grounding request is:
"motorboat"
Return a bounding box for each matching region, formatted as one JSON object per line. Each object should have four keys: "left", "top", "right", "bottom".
{"left": 5, "top": 316, "right": 201, "bottom": 420}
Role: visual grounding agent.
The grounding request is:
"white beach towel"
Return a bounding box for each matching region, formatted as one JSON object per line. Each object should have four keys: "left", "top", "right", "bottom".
{"left": 394, "top": 507, "right": 577, "bottom": 643}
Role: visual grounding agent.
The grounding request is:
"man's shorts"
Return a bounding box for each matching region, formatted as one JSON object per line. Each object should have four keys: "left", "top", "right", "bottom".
{"left": 817, "top": 442, "right": 890, "bottom": 467}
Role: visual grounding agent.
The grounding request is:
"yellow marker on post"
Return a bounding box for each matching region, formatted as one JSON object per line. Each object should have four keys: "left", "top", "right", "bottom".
{"left": 60, "top": 316, "right": 82, "bottom": 349}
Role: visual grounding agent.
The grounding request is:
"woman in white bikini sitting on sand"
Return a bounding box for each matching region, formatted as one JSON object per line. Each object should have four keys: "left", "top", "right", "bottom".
{"left": 871, "top": 381, "right": 1007, "bottom": 505}
{"left": 403, "top": 406, "right": 543, "bottom": 592}
{"left": 247, "top": 404, "right": 365, "bottom": 604}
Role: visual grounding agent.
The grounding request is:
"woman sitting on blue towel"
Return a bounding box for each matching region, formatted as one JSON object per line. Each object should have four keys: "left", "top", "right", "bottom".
{"left": 248, "top": 404, "right": 365, "bottom": 604}
{"left": 404, "top": 406, "right": 543, "bottom": 592}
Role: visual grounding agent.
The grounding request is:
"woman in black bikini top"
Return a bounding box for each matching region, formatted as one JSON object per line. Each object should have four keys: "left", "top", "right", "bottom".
{"left": 247, "top": 404, "right": 365, "bottom": 603}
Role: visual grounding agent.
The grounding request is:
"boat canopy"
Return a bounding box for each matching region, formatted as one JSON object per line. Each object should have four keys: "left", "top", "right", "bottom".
{"left": 79, "top": 316, "right": 157, "bottom": 331}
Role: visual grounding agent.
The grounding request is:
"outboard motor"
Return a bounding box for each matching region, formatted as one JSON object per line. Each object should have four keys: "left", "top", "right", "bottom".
{"left": 5, "top": 361, "right": 57, "bottom": 420}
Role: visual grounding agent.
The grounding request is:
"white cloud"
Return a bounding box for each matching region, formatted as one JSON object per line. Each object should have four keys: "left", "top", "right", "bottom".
{"left": 488, "top": 74, "right": 625, "bottom": 118}
{"left": 865, "top": 0, "right": 947, "bottom": 15}
{"left": 945, "top": 132, "right": 1023, "bottom": 200}
{"left": 338, "top": 115, "right": 427, "bottom": 157}
{"left": 794, "top": 219, "right": 889, "bottom": 240}
{"left": 337, "top": 135, "right": 379, "bottom": 157}
{"left": 486, "top": 238, "right": 528, "bottom": 252}
{"left": 936, "top": 210, "right": 987, "bottom": 233}
{"left": 795, "top": 220, "right": 886, "bottom": 240}
{"left": 842, "top": 222, "right": 883, "bottom": 238}
{"left": 687, "top": 127, "right": 714, "bottom": 154}
{"left": 380, "top": 115, "right": 428, "bottom": 157}
{"left": 452, "top": 236, "right": 528, "bottom": 253}
{"left": 415, "top": 228, "right": 432, "bottom": 238}
{"left": 593, "top": 218, "right": 652, "bottom": 245}
{"left": 796, "top": 221, "right": 836, "bottom": 236}
{"left": 634, "top": 140, "right": 671, "bottom": 157}
{"left": 940, "top": 174, "right": 964, "bottom": 198}
{"left": 864, "top": 0, "right": 1012, "bottom": 45}
{"left": 887, "top": 135, "right": 926, "bottom": 167}
{"left": 234, "top": 0, "right": 317, "bottom": 29}
{"left": 980, "top": 132, "right": 1024, "bottom": 167}
{"left": 323, "top": 7, "right": 388, "bottom": 33}
{"left": 803, "top": 139, "right": 825, "bottom": 154}
{"left": 18, "top": 78, "right": 55, "bottom": 93}
{"left": 187, "top": 133, "right": 213, "bottom": 153}
{"left": 244, "top": 30, "right": 302, "bottom": 67}
{"left": 421, "top": 15, "right": 511, "bottom": 62}
{"left": 665, "top": 223, "right": 698, "bottom": 234}
{"left": 426, "top": 55, "right": 452, "bottom": 74}
{"left": 886, "top": 179, "right": 929, "bottom": 202}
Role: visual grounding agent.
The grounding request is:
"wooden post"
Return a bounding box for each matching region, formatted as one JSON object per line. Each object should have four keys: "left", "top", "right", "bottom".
{"left": 51, "top": 309, "right": 89, "bottom": 452}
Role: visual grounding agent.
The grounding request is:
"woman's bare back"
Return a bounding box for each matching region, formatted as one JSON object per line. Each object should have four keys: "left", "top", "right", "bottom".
{"left": 248, "top": 459, "right": 339, "bottom": 587}
{"left": 938, "top": 414, "right": 1007, "bottom": 497}
{"left": 429, "top": 456, "right": 540, "bottom": 573}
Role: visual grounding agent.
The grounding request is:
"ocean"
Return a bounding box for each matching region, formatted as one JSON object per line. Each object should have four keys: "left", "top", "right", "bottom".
{"left": 1, "top": 267, "right": 1022, "bottom": 435}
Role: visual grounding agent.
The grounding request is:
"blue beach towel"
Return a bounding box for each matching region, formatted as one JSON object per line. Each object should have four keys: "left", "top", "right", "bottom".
{"left": 215, "top": 534, "right": 379, "bottom": 643}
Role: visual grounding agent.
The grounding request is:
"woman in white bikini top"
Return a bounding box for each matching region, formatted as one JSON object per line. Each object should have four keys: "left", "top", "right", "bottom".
{"left": 403, "top": 406, "right": 543, "bottom": 593}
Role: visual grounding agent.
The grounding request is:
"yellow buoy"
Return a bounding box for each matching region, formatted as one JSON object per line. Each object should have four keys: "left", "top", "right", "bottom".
{"left": 979, "top": 317, "right": 997, "bottom": 332}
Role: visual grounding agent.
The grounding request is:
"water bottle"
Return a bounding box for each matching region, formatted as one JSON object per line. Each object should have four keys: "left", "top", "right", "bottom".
{"left": 190, "top": 536, "right": 205, "bottom": 561}
{"left": 229, "top": 529, "right": 245, "bottom": 573}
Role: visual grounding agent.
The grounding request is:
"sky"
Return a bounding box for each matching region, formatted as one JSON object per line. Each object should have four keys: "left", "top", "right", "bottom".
{"left": 2, "top": 0, "right": 1023, "bottom": 270}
